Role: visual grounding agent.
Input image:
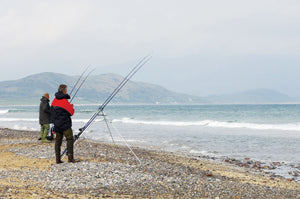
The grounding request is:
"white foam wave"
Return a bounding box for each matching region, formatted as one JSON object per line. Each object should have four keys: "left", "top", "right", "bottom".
{"left": 189, "top": 150, "right": 210, "bottom": 155}
{"left": 0, "top": 110, "right": 9, "bottom": 114}
{"left": 12, "top": 125, "right": 38, "bottom": 131}
{"left": 0, "top": 118, "right": 38, "bottom": 122}
{"left": 113, "top": 118, "right": 300, "bottom": 131}
{"left": 113, "top": 118, "right": 210, "bottom": 126}
{"left": 73, "top": 118, "right": 104, "bottom": 123}
{"left": 0, "top": 117, "right": 103, "bottom": 125}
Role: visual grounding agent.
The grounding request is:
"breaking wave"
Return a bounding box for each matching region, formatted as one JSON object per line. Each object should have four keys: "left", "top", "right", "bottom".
{"left": 0, "top": 108, "right": 29, "bottom": 114}
{"left": 0, "top": 118, "right": 38, "bottom": 122}
{"left": 0, "top": 110, "right": 9, "bottom": 114}
{"left": 113, "top": 118, "right": 300, "bottom": 131}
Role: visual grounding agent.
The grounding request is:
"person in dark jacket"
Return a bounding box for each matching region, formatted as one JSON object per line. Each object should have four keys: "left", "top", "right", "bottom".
{"left": 39, "top": 93, "right": 51, "bottom": 143}
{"left": 51, "top": 84, "right": 79, "bottom": 164}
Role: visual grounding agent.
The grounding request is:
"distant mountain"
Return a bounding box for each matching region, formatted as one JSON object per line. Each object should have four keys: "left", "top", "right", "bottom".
{"left": 205, "top": 89, "right": 297, "bottom": 104}
{"left": 0, "top": 73, "right": 296, "bottom": 105}
{"left": 0, "top": 72, "right": 207, "bottom": 105}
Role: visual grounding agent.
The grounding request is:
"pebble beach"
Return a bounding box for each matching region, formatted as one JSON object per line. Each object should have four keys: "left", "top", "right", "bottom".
{"left": 0, "top": 128, "right": 299, "bottom": 198}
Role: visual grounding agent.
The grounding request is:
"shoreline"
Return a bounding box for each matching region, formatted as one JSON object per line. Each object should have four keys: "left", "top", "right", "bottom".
{"left": 0, "top": 128, "right": 299, "bottom": 198}
{"left": 187, "top": 152, "right": 300, "bottom": 184}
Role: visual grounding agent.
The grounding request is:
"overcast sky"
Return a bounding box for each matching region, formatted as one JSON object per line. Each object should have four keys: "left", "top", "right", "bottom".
{"left": 1, "top": 0, "right": 300, "bottom": 97}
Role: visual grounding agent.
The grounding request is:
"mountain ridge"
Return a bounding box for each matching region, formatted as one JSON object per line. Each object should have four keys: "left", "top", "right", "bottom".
{"left": 0, "top": 72, "right": 297, "bottom": 105}
{"left": 0, "top": 72, "right": 207, "bottom": 105}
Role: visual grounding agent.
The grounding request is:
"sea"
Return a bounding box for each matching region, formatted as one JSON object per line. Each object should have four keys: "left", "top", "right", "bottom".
{"left": 0, "top": 104, "right": 299, "bottom": 181}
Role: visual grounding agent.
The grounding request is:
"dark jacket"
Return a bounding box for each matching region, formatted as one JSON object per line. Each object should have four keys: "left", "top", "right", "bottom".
{"left": 50, "top": 92, "right": 74, "bottom": 133}
{"left": 39, "top": 96, "right": 51, "bottom": 125}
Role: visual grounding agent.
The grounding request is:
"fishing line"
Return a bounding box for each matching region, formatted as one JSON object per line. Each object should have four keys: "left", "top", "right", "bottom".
{"left": 104, "top": 115, "right": 142, "bottom": 164}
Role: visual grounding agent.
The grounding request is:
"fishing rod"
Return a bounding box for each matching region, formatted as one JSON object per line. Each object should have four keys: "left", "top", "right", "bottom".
{"left": 70, "top": 68, "right": 95, "bottom": 103}
{"left": 61, "top": 54, "right": 152, "bottom": 158}
{"left": 77, "top": 54, "right": 151, "bottom": 135}
{"left": 99, "top": 54, "right": 151, "bottom": 110}
{"left": 69, "top": 66, "right": 90, "bottom": 96}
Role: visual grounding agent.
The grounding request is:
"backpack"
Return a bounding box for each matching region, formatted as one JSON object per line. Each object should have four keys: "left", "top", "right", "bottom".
{"left": 46, "top": 124, "right": 56, "bottom": 141}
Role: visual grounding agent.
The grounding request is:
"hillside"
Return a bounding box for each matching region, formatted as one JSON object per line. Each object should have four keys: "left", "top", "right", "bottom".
{"left": 0, "top": 73, "right": 296, "bottom": 105}
{"left": 0, "top": 72, "right": 207, "bottom": 105}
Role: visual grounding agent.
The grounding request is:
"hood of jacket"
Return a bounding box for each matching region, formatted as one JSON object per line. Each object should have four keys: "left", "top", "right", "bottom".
{"left": 55, "top": 92, "right": 71, "bottom": 100}
{"left": 40, "top": 96, "right": 50, "bottom": 103}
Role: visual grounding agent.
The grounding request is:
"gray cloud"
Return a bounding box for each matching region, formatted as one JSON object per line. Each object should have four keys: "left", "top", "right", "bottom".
{"left": 1, "top": 0, "right": 300, "bottom": 97}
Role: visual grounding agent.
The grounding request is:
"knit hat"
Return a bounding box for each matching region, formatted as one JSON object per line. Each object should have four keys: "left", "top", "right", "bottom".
{"left": 43, "top": 93, "right": 49, "bottom": 98}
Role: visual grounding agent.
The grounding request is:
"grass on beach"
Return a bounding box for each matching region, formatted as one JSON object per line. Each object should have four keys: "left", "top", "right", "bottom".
{"left": 0, "top": 128, "right": 299, "bottom": 198}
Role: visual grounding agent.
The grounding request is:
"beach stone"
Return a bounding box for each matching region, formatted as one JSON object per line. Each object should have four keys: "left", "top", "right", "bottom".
{"left": 0, "top": 128, "right": 300, "bottom": 198}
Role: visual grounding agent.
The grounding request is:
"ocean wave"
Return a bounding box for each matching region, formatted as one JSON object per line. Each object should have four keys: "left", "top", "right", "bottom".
{"left": 0, "top": 110, "right": 9, "bottom": 114}
{"left": 0, "top": 109, "right": 28, "bottom": 114}
{"left": 113, "top": 118, "right": 300, "bottom": 131}
{"left": 0, "top": 118, "right": 38, "bottom": 122}
{"left": 73, "top": 118, "right": 104, "bottom": 123}
{"left": 12, "top": 125, "right": 38, "bottom": 131}
{"left": 0, "top": 117, "right": 103, "bottom": 124}
{"left": 9, "top": 109, "right": 28, "bottom": 113}
{"left": 76, "top": 110, "right": 95, "bottom": 114}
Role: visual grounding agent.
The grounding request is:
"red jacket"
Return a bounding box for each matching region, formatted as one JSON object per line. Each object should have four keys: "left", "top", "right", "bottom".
{"left": 50, "top": 92, "right": 74, "bottom": 132}
{"left": 51, "top": 98, "right": 74, "bottom": 116}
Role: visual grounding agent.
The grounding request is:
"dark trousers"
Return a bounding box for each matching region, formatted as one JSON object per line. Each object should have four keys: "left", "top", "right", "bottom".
{"left": 55, "top": 128, "right": 74, "bottom": 156}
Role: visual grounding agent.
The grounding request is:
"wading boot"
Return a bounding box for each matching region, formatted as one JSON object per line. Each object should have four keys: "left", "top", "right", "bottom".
{"left": 56, "top": 154, "right": 64, "bottom": 164}
{"left": 68, "top": 154, "right": 80, "bottom": 163}
{"left": 42, "top": 139, "right": 51, "bottom": 143}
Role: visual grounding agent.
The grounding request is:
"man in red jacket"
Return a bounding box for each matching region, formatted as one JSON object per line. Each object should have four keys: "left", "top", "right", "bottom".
{"left": 51, "top": 84, "right": 79, "bottom": 164}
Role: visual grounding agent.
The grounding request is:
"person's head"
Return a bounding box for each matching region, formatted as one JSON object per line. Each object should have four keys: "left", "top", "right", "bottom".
{"left": 58, "top": 84, "right": 68, "bottom": 94}
{"left": 43, "top": 93, "right": 49, "bottom": 99}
